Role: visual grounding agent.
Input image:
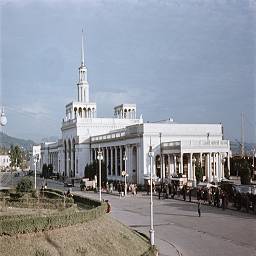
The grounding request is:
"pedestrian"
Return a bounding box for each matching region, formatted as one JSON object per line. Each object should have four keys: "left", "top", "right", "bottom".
{"left": 197, "top": 188, "right": 201, "bottom": 201}
{"left": 158, "top": 185, "right": 162, "bottom": 200}
{"left": 221, "top": 191, "right": 226, "bottom": 210}
{"left": 189, "top": 188, "right": 192, "bottom": 202}
{"left": 147, "top": 180, "right": 150, "bottom": 195}
{"left": 197, "top": 201, "right": 201, "bottom": 217}
{"left": 183, "top": 188, "right": 187, "bottom": 201}
{"left": 105, "top": 200, "right": 111, "bottom": 213}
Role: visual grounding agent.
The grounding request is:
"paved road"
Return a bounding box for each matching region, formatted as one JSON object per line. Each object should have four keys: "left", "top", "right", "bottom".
{"left": 2, "top": 176, "right": 256, "bottom": 256}
{"left": 74, "top": 191, "right": 256, "bottom": 256}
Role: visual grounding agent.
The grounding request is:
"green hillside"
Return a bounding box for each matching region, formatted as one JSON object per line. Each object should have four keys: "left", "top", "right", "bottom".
{"left": 0, "top": 132, "right": 35, "bottom": 150}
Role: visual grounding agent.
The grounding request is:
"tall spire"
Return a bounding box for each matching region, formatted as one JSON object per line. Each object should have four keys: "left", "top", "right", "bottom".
{"left": 81, "top": 29, "right": 85, "bottom": 66}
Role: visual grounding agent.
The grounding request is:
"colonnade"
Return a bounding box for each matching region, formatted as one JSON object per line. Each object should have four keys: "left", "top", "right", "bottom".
{"left": 114, "top": 109, "right": 136, "bottom": 119}
{"left": 48, "top": 152, "right": 58, "bottom": 173}
{"left": 63, "top": 139, "right": 76, "bottom": 177}
{"left": 74, "top": 107, "right": 96, "bottom": 119}
{"left": 91, "top": 144, "right": 139, "bottom": 183}
{"left": 156, "top": 152, "right": 230, "bottom": 182}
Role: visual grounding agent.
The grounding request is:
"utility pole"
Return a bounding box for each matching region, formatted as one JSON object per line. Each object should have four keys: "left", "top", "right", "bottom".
{"left": 97, "top": 146, "right": 103, "bottom": 202}
{"left": 241, "top": 112, "right": 245, "bottom": 157}
{"left": 148, "top": 138, "right": 155, "bottom": 246}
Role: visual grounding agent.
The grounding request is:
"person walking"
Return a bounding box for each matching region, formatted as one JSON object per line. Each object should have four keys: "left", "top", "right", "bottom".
{"left": 158, "top": 184, "right": 162, "bottom": 200}
{"left": 197, "top": 201, "right": 201, "bottom": 217}
{"left": 189, "top": 188, "right": 192, "bottom": 202}
{"left": 221, "top": 191, "right": 226, "bottom": 210}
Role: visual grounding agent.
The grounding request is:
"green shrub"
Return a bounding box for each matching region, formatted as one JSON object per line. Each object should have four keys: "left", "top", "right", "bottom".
{"left": 16, "top": 177, "right": 33, "bottom": 193}
{"left": 0, "top": 195, "right": 107, "bottom": 236}
{"left": 9, "top": 192, "right": 24, "bottom": 200}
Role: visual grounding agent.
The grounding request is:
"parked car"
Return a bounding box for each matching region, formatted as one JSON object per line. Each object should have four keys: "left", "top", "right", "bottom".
{"left": 64, "top": 178, "right": 73, "bottom": 187}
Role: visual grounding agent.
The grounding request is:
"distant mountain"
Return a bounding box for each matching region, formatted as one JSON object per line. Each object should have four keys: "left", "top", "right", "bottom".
{"left": 41, "top": 136, "right": 59, "bottom": 143}
{"left": 0, "top": 132, "right": 36, "bottom": 150}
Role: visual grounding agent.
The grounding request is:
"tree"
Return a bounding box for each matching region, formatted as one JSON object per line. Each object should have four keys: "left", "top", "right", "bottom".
{"left": 16, "top": 177, "right": 33, "bottom": 192}
{"left": 48, "top": 164, "right": 53, "bottom": 177}
{"left": 230, "top": 157, "right": 251, "bottom": 184}
{"left": 195, "top": 161, "right": 204, "bottom": 182}
{"left": 240, "top": 158, "right": 251, "bottom": 185}
{"left": 42, "top": 164, "right": 48, "bottom": 178}
{"left": 84, "top": 160, "right": 107, "bottom": 183}
{"left": 9, "top": 145, "right": 22, "bottom": 168}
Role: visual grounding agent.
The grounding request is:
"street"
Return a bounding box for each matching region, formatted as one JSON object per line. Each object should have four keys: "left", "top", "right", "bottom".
{"left": 1, "top": 175, "right": 256, "bottom": 256}
{"left": 74, "top": 190, "right": 256, "bottom": 256}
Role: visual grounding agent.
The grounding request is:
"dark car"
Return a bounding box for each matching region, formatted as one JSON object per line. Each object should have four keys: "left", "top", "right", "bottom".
{"left": 64, "top": 178, "right": 73, "bottom": 187}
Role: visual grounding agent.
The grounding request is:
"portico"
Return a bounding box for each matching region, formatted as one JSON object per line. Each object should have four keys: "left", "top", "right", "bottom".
{"left": 159, "top": 140, "right": 230, "bottom": 183}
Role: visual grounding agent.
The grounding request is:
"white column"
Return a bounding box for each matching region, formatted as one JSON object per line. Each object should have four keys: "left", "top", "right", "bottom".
{"left": 227, "top": 152, "right": 230, "bottom": 176}
{"left": 180, "top": 153, "right": 183, "bottom": 175}
{"left": 213, "top": 153, "right": 216, "bottom": 179}
{"left": 162, "top": 155, "right": 166, "bottom": 179}
{"left": 174, "top": 155, "right": 177, "bottom": 174}
{"left": 125, "top": 146, "right": 129, "bottom": 174}
{"left": 120, "top": 146, "right": 123, "bottom": 173}
{"left": 115, "top": 146, "right": 118, "bottom": 176}
{"left": 110, "top": 147, "right": 113, "bottom": 176}
{"left": 218, "top": 153, "right": 221, "bottom": 181}
{"left": 208, "top": 153, "right": 212, "bottom": 182}
{"left": 189, "top": 153, "right": 193, "bottom": 180}
{"left": 136, "top": 145, "right": 140, "bottom": 184}
{"left": 167, "top": 154, "right": 171, "bottom": 178}
{"left": 106, "top": 147, "right": 109, "bottom": 176}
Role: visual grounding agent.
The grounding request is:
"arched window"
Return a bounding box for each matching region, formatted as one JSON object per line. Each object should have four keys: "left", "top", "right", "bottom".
{"left": 74, "top": 107, "right": 77, "bottom": 118}
{"left": 78, "top": 107, "right": 82, "bottom": 117}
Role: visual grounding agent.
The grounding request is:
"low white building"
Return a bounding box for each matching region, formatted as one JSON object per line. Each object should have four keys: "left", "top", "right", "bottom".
{"left": 30, "top": 145, "right": 41, "bottom": 173}
{"left": 41, "top": 34, "right": 231, "bottom": 185}
{"left": 0, "top": 155, "right": 10, "bottom": 170}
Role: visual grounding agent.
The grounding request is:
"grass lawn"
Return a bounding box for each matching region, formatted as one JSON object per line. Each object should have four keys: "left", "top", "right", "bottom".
{"left": 0, "top": 215, "right": 150, "bottom": 256}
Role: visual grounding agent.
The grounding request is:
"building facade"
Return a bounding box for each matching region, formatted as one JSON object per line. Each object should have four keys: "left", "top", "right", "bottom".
{"left": 40, "top": 34, "right": 231, "bottom": 186}
{"left": 0, "top": 155, "right": 10, "bottom": 171}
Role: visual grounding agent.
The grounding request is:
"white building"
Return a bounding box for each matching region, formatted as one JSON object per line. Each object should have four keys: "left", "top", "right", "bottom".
{"left": 30, "top": 145, "right": 41, "bottom": 173}
{"left": 0, "top": 155, "right": 10, "bottom": 170}
{"left": 41, "top": 34, "right": 231, "bottom": 186}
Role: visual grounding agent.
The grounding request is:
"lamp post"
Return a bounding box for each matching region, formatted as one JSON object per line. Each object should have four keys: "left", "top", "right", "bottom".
{"left": 148, "top": 143, "right": 155, "bottom": 246}
{"left": 97, "top": 147, "right": 103, "bottom": 202}
{"left": 34, "top": 154, "right": 39, "bottom": 190}
{"left": 159, "top": 132, "right": 163, "bottom": 185}
{"left": 123, "top": 152, "right": 128, "bottom": 197}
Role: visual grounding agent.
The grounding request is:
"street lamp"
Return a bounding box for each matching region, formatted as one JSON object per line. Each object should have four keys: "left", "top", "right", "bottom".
{"left": 34, "top": 154, "right": 39, "bottom": 190}
{"left": 148, "top": 142, "right": 155, "bottom": 246}
{"left": 122, "top": 152, "right": 128, "bottom": 197}
{"left": 97, "top": 147, "right": 103, "bottom": 202}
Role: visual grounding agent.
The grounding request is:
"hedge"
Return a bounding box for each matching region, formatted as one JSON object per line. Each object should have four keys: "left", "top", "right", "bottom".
{"left": 72, "top": 194, "right": 101, "bottom": 208}
{"left": 1, "top": 190, "right": 74, "bottom": 209}
{"left": 0, "top": 196, "right": 107, "bottom": 236}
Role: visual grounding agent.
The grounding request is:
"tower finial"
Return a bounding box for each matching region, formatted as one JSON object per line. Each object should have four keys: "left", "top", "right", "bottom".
{"left": 81, "top": 29, "right": 85, "bottom": 66}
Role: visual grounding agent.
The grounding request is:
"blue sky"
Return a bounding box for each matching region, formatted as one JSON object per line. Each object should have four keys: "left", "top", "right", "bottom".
{"left": 1, "top": 0, "right": 255, "bottom": 143}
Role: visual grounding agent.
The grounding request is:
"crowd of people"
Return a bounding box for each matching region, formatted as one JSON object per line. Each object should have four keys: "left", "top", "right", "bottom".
{"left": 105, "top": 181, "right": 138, "bottom": 196}
{"left": 154, "top": 182, "right": 229, "bottom": 210}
